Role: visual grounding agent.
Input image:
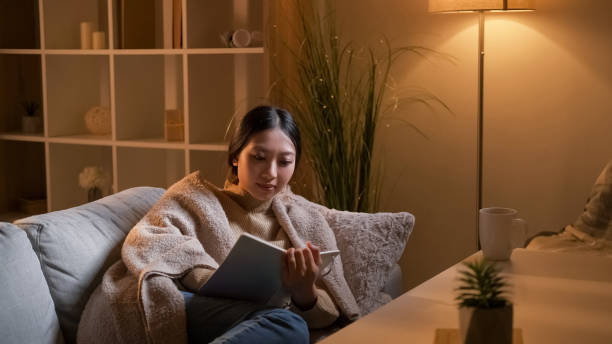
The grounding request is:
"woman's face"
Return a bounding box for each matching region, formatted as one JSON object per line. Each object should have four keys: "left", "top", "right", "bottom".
{"left": 235, "top": 127, "right": 296, "bottom": 200}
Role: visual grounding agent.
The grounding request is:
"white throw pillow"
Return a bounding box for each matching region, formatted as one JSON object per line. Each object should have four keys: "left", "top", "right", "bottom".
{"left": 305, "top": 201, "right": 415, "bottom": 314}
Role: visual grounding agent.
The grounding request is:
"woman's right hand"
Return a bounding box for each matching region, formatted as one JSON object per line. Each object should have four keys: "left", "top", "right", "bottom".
{"left": 282, "top": 242, "right": 321, "bottom": 309}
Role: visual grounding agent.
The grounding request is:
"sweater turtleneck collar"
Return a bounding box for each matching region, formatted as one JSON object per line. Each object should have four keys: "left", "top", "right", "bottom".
{"left": 223, "top": 181, "right": 274, "bottom": 213}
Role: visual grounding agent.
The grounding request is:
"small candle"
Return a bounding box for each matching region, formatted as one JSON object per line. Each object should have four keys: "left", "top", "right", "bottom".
{"left": 92, "top": 31, "right": 105, "bottom": 49}
{"left": 80, "top": 22, "right": 93, "bottom": 49}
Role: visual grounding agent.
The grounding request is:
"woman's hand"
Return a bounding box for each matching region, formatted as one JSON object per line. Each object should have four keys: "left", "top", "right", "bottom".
{"left": 282, "top": 242, "right": 321, "bottom": 309}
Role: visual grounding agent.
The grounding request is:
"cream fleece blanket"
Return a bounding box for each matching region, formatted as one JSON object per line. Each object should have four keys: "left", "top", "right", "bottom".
{"left": 77, "top": 171, "right": 361, "bottom": 344}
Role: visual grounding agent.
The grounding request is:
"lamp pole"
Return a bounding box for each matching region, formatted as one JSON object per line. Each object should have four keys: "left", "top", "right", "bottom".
{"left": 477, "top": 11, "right": 485, "bottom": 249}
{"left": 428, "top": 0, "right": 535, "bottom": 250}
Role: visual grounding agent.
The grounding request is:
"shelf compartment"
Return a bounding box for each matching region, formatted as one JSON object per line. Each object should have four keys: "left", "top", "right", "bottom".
{"left": 0, "top": 54, "right": 43, "bottom": 134}
{"left": 188, "top": 143, "right": 227, "bottom": 151}
{"left": 43, "top": 0, "right": 108, "bottom": 49}
{"left": 46, "top": 55, "right": 110, "bottom": 137}
{"left": 186, "top": 0, "right": 263, "bottom": 49}
{"left": 0, "top": 141, "right": 47, "bottom": 218}
{"left": 186, "top": 47, "right": 264, "bottom": 55}
{"left": 117, "top": 147, "right": 185, "bottom": 190}
{"left": 0, "top": 49, "right": 42, "bottom": 55}
{"left": 44, "top": 49, "right": 110, "bottom": 55}
{"left": 48, "top": 134, "right": 112, "bottom": 146}
{"left": 188, "top": 53, "right": 265, "bottom": 144}
{"left": 190, "top": 150, "right": 228, "bottom": 187}
{"left": 113, "top": 49, "right": 183, "bottom": 55}
{"left": 48, "top": 143, "right": 113, "bottom": 211}
{"left": 115, "top": 54, "right": 184, "bottom": 141}
{"left": 111, "top": 0, "right": 182, "bottom": 49}
{"left": 0, "top": 0, "right": 40, "bottom": 49}
{"left": 116, "top": 138, "right": 185, "bottom": 149}
{"left": 0, "top": 132, "right": 45, "bottom": 142}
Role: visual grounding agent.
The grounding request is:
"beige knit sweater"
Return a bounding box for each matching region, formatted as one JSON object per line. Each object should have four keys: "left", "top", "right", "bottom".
{"left": 77, "top": 171, "right": 360, "bottom": 344}
{"left": 179, "top": 182, "right": 340, "bottom": 328}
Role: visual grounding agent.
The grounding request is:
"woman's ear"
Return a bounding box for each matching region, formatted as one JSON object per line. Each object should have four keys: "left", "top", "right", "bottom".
{"left": 232, "top": 159, "right": 238, "bottom": 166}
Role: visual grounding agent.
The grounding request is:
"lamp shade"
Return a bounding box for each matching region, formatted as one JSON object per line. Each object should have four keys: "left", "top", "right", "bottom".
{"left": 429, "top": 0, "right": 535, "bottom": 12}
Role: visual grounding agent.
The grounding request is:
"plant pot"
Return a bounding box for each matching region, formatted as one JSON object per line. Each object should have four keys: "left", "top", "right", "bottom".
{"left": 459, "top": 305, "right": 513, "bottom": 344}
{"left": 22, "top": 116, "right": 43, "bottom": 134}
{"left": 87, "top": 187, "right": 103, "bottom": 202}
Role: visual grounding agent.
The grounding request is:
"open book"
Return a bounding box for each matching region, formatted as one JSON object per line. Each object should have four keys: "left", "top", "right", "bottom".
{"left": 198, "top": 233, "right": 340, "bottom": 305}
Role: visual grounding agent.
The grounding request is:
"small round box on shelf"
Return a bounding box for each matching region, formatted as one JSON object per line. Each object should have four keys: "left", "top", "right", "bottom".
{"left": 19, "top": 197, "right": 47, "bottom": 215}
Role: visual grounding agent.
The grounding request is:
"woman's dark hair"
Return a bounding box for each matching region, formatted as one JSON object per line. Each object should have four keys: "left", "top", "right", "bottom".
{"left": 227, "top": 105, "right": 301, "bottom": 184}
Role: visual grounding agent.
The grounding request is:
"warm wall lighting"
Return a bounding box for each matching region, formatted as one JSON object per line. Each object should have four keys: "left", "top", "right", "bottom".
{"left": 429, "top": 0, "right": 535, "bottom": 249}
{"left": 429, "top": 0, "right": 535, "bottom": 12}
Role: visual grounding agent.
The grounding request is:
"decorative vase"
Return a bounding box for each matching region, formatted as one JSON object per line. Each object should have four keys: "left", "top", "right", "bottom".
{"left": 87, "top": 187, "right": 103, "bottom": 202}
{"left": 84, "top": 106, "right": 111, "bottom": 135}
{"left": 459, "top": 305, "right": 513, "bottom": 344}
{"left": 22, "top": 116, "right": 43, "bottom": 134}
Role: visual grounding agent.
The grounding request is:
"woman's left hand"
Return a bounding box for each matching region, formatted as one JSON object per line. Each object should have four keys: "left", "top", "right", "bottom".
{"left": 282, "top": 242, "right": 321, "bottom": 309}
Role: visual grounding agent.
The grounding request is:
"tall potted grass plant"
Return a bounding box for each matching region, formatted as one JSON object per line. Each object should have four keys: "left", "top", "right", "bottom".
{"left": 272, "top": 0, "right": 447, "bottom": 212}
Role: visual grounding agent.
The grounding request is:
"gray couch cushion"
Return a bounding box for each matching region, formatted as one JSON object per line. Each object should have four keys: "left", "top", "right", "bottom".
{"left": 0, "top": 222, "right": 64, "bottom": 344}
{"left": 15, "top": 187, "right": 165, "bottom": 343}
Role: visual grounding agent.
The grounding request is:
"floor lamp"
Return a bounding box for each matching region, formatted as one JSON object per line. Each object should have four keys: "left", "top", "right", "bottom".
{"left": 428, "top": 0, "right": 535, "bottom": 248}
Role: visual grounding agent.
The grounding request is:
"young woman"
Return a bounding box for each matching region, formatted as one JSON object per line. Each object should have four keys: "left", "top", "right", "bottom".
{"left": 77, "top": 106, "right": 361, "bottom": 344}
{"left": 179, "top": 106, "right": 339, "bottom": 343}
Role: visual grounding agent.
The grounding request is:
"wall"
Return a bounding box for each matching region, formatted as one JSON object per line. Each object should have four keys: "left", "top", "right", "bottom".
{"left": 334, "top": 0, "right": 612, "bottom": 290}
{"left": 482, "top": 0, "right": 612, "bottom": 233}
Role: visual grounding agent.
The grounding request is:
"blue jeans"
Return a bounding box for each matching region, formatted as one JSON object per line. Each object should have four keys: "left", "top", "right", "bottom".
{"left": 182, "top": 291, "right": 309, "bottom": 344}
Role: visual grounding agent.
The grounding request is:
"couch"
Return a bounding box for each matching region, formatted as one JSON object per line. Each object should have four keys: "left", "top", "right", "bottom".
{"left": 0, "top": 187, "right": 404, "bottom": 344}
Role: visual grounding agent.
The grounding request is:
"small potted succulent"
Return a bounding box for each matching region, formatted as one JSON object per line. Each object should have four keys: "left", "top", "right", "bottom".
{"left": 455, "top": 258, "right": 513, "bottom": 344}
{"left": 21, "top": 100, "right": 42, "bottom": 134}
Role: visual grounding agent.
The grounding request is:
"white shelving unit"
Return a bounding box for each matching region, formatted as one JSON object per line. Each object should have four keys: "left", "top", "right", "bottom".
{"left": 0, "top": 0, "right": 266, "bottom": 219}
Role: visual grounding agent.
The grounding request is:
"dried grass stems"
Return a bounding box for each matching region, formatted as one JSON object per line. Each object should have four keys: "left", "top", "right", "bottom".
{"left": 272, "top": 0, "right": 451, "bottom": 212}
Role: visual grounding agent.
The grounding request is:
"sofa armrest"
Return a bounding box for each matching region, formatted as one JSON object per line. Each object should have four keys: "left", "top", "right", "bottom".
{"left": 14, "top": 186, "right": 165, "bottom": 343}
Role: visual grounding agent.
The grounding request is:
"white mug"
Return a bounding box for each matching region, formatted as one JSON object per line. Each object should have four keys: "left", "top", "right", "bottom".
{"left": 479, "top": 207, "right": 527, "bottom": 260}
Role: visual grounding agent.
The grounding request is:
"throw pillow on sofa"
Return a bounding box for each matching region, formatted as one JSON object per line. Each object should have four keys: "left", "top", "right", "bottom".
{"left": 320, "top": 208, "right": 414, "bottom": 314}
{"left": 0, "top": 222, "right": 63, "bottom": 344}
{"left": 296, "top": 196, "right": 415, "bottom": 315}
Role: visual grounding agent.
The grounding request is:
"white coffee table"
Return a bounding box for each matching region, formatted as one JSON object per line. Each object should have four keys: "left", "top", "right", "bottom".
{"left": 321, "top": 249, "right": 612, "bottom": 343}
